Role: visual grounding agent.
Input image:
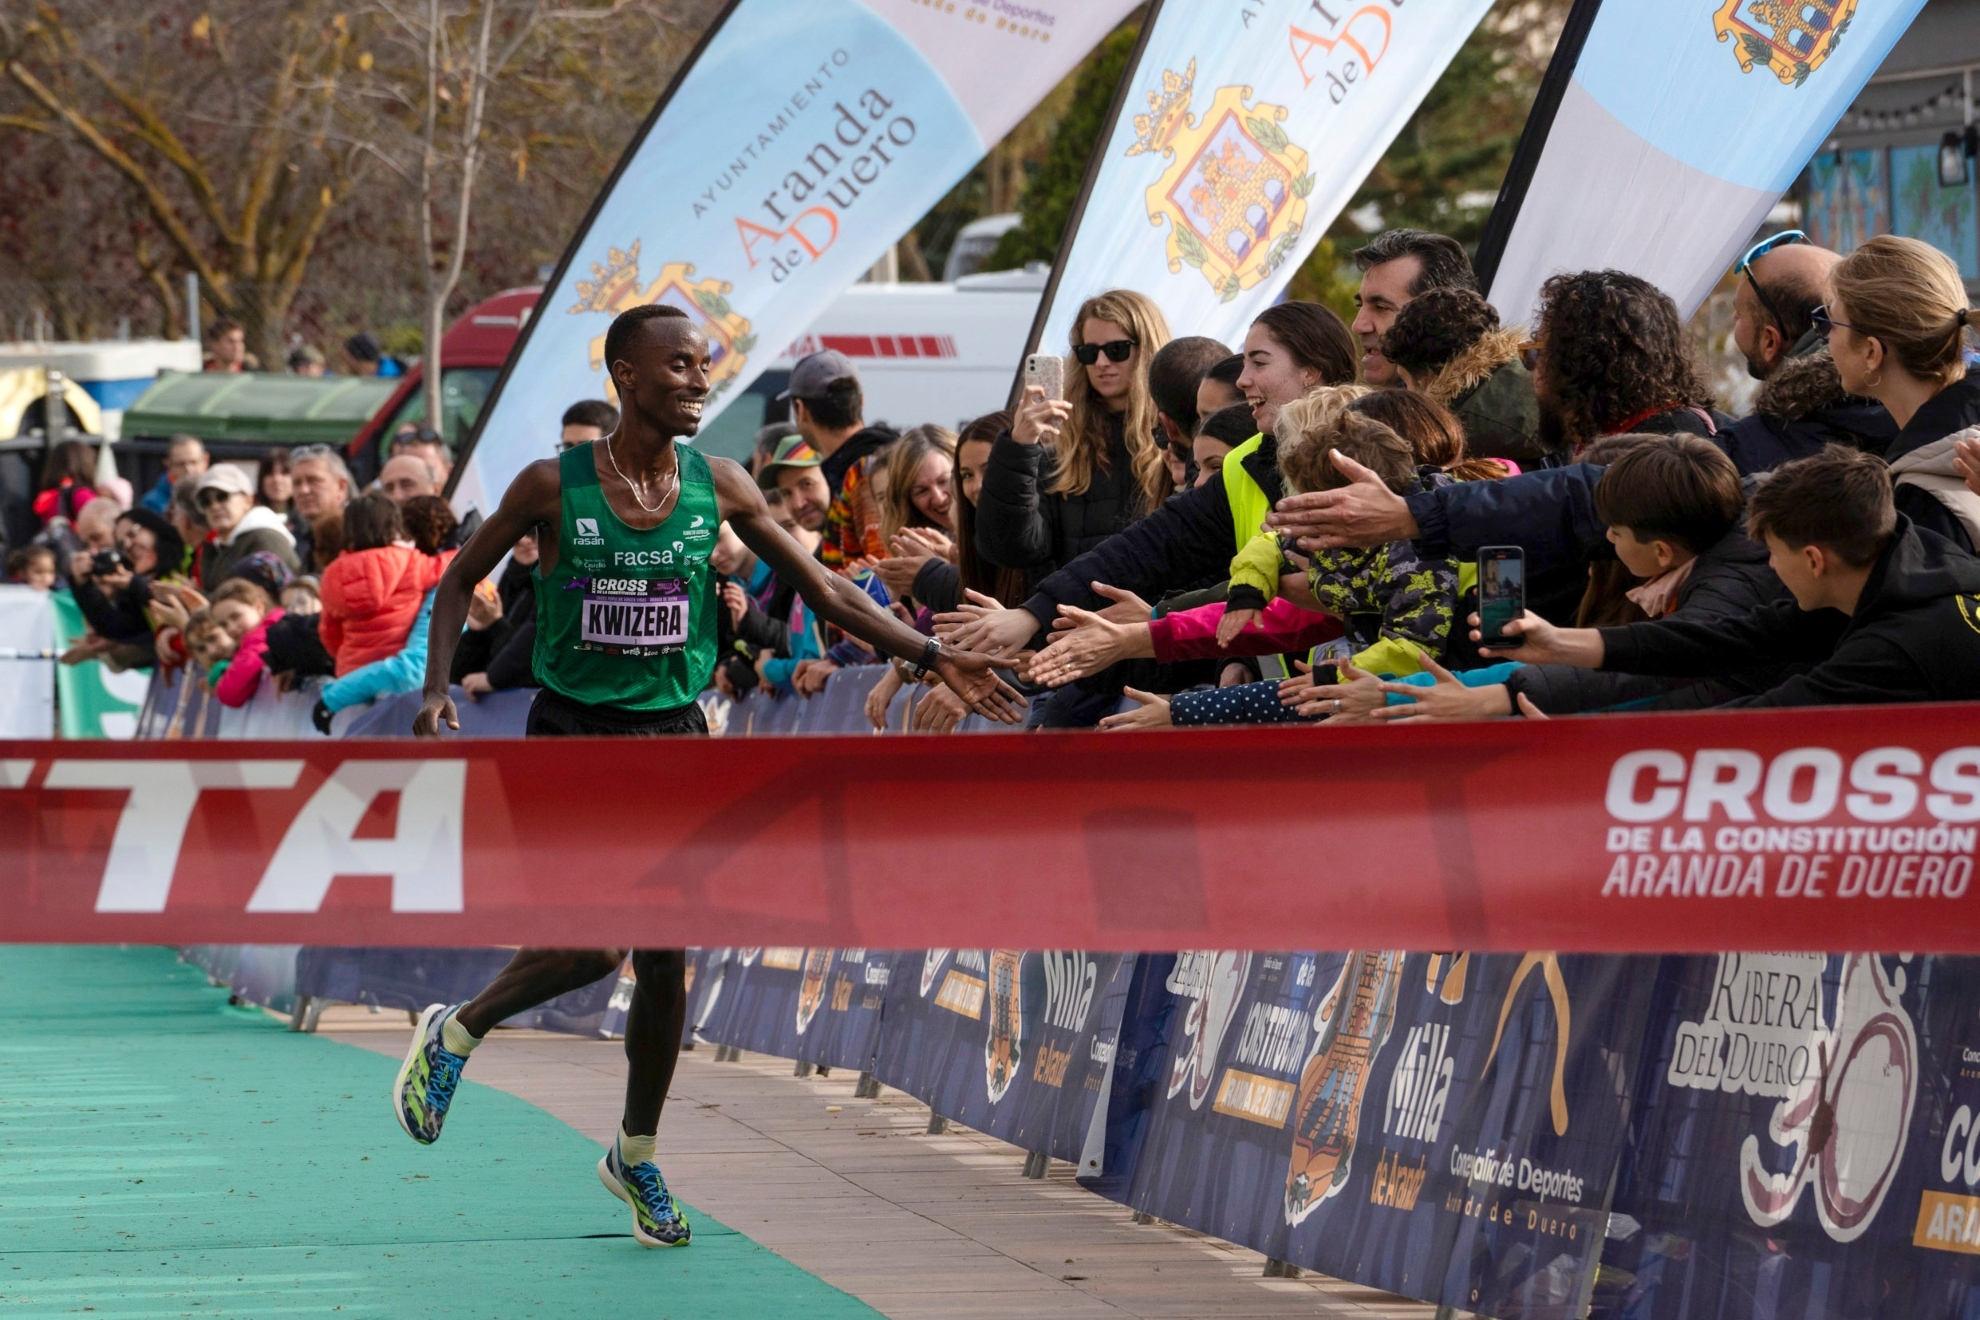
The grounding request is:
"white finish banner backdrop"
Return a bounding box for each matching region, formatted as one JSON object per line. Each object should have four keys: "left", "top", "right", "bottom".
{"left": 454, "top": 0, "right": 1137, "bottom": 514}
{"left": 1485, "top": 0, "right": 1927, "bottom": 327}
{"left": 1031, "top": 0, "right": 1497, "bottom": 358}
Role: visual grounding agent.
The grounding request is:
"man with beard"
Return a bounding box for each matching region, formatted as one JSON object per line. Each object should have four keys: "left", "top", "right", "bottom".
{"left": 1717, "top": 232, "right": 1896, "bottom": 474}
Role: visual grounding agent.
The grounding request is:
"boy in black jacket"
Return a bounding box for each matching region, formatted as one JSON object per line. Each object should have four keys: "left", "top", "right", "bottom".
{"left": 1480, "top": 446, "right": 1980, "bottom": 706}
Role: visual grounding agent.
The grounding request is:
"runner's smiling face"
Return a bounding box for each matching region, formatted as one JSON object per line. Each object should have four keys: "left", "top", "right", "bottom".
{"left": 613, "top": 318, "right": 713, "bottom": 438}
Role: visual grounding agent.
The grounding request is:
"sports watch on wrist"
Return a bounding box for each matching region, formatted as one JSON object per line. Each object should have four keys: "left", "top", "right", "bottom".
{"left": 904, "top": 637, "right": 942, "bottom": 680}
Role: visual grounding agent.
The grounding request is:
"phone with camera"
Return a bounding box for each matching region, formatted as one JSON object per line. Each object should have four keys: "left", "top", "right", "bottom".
{"left": 1477, "top": 546, "right": 1525, "bottom": 647}
{"left": 1024, "top": 353, "right": 1065, "bottom": 402}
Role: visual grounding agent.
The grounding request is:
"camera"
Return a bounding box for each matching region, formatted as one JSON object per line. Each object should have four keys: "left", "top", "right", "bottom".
{"left": 90, "top": 549, "right": 125, "bottom": 577}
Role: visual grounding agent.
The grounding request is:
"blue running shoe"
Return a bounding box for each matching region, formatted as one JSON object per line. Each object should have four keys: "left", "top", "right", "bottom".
{"left": 393, "top": 1003, "right": 467, "bottom": 1145}
{"left": 598, "top": 1142, "right": 692, "bottom": 1247}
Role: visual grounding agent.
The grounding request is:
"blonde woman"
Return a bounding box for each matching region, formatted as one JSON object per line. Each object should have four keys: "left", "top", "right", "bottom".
{"left": 1820, "top": 234, "right": 1980, "bottom": 551}
{"left": 977, "top": 289, "right": 1172, "bottom": 580}
{"left": 878, "top": 425, "right": 958, "bottom": 547}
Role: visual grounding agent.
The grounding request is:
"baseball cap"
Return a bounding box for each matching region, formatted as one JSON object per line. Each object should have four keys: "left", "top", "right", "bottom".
{"left": 194, "top": 464, "right": 255, "bottom": 498}
{"left": 776, "top": 349, "right": 859, "bottom": 402}
{"left": 755, "top": 435, "right": 824, "bottom": 489}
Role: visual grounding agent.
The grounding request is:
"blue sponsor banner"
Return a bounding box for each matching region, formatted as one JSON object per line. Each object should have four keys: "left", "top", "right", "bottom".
{"left": 874, "top": 950, "right": 1135, "bottom": 1165}
{"left": 1595, "top": 953, "right": 1980, "bottom": 1319}
{"left": 1100, "top": 951, "right": 1658, "bottom": 1319}
{"left": 693, "top": 948, "right": 893, "bottom": 1072}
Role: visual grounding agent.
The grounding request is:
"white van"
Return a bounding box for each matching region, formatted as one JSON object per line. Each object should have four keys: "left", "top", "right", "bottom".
{"left": 692, "top": 266, "right": 1045, "bottom": 462}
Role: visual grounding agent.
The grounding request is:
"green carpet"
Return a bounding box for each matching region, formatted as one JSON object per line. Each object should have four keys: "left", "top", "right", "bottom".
{"left": 0, "top": 946, "right": 880, "bottom": 1318}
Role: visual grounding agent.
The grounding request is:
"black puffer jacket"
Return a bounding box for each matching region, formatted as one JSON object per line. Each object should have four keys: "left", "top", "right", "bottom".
{"left": 976, "top": 410, "right": 1148, "bottom": 581}
{"left": 1717, "top": 348, "right": 1895, "bottom": 476}
{"left": 1503, "top": 526, "right": 1792, "bottom": 713}
{"left": 1597, "top": 517, "right": 1980, "bottom": 706}
{"left": 1017, "top": 435, "right": 1281, "bottom": 638}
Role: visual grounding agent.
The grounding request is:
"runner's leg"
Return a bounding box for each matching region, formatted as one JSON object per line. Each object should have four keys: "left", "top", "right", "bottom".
{"left": 454, "top": 948, "right": 627, "bottom": 1038}
{"left": 622, "top": 949, "right": 687, "bottom": 1137}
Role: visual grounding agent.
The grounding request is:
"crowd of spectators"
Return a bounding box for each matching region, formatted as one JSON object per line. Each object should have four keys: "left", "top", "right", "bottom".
{"left": 16, "top": 224, "right": 1980, "bottom": 734}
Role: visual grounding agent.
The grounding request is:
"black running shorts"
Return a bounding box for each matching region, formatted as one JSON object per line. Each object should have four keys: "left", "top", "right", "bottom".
{"left": 525, "top": 687, "right": 709, "bottom": 738}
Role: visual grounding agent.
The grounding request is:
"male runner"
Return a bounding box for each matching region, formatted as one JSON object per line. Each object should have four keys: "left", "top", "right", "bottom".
{"left": 397, "top": 303, "right": 1020, "bottom": 1247}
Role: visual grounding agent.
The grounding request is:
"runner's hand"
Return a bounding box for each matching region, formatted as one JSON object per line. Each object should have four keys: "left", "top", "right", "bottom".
{"left": 931, "top": 647, "right": 1025, "bottom": 724}
{"left": 413, "top": 690, "right": 459, "bottom": 737}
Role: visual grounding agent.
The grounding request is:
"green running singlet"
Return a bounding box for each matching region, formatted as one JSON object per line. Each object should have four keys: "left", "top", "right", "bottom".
{"left": 531, "top": 441, "right": 720, "bottom": 712}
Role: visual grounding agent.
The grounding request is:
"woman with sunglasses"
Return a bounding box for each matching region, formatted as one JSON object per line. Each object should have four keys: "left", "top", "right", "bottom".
{"left": 976, "top": 289, "right": 1172, "bottom": 586}
{"left": 938, "top": 301, "right": 1357, "bottom": 665}
{"left": 1819, "top": 235, "right": 1980, "bottom": 554}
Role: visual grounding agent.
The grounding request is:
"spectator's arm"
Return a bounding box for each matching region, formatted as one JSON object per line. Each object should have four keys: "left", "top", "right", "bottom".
{"left": 734, "top": 598, "right": 790, "bottom": 653}
{"left": 214, "top": 630, "right": 274, "bottom": 707}
{"left": 1598, "top": 600, "right": 1844, "bottom": 677}
{"left": 973, "top": 431, "right": 1054, "bottom": 572}
{"left": 1407, "top": 466, "right": 1609, "bottom": 570}
{"left": 322, "top": 590, "right": 434, "bottom": 714}
{"left": 449, "top": 625, "right": 496, "bottom": 684}
{"left": 1718, "top": 633, "right": 1934, "bottom": 708}
{"left": 1171, "top": 679, "right": 1309, "bottom": 726}
{"left": 910, "top": 558, "right": 962, "bottom": 616}
{"left": 484, "top": 617, "right": 537, "bottom": 690}
{"left": 1148, "top": 597, "right": 1342, "bottom": 661}
{"left": 1022, "top": 475, "right": 1239, "bottom": 632}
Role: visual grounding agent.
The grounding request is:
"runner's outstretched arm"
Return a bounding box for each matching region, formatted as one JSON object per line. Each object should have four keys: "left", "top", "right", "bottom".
{"left": 712, "top": 458, "right": 1024, "bottom": 723}
{"left": 415, "top": 460, "right": 560, "bottom": 737}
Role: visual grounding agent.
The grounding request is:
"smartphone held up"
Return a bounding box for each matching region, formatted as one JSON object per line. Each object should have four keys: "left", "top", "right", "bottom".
{"left": 1024, "top": 353, "right": 1066, "bottom": 402}
{"left": 1477, "top": 545, "right": 1525, "bottom": 647}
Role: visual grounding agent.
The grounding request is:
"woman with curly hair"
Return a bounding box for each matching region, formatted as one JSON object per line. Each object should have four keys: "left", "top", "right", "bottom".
{"left": 1530, "top": 270, "right": 1728, "bottom": 458}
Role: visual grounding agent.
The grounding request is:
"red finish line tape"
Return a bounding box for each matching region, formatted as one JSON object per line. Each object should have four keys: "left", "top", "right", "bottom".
{"left": 4, "top": 705, "right": 1979, "bottom": 951}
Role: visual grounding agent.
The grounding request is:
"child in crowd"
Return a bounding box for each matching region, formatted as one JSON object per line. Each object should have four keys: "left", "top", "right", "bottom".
{"left": 1218, "top": 398, "right": 1461, "bottom": 677}
{"left": 1465, "top": 445, "right": 1980, "bottom": 708}
{"left": 281, "top": 577, "right": 322, "bottom": 616}
{"left": 6, "top": 545, "right": 57, "bottom": 591}
{"left": 180, "top": 608, "right": 237, "bottom": 680}
{"left": 313, "top": 495, "right": 458, "bottom": 731}
{"left": 317, "top": 492, "right": 450, "bottom": 676}
{"left": 212, "top": 578, "right": 283, "bottom": 707}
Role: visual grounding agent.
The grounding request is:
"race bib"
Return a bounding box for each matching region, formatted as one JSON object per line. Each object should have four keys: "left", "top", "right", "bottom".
{"left": 580, "top": 577, "right": 689, "bottom": 649}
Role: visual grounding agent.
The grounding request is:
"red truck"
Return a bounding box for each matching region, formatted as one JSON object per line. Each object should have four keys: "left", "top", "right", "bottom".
{"left": 344, "top": 286, "right": 541, "bottom": 485}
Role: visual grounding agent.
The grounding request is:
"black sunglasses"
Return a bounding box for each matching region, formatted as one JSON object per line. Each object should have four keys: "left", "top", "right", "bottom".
{"left": 195, "top": 488, "right": 239, "bottom": 506}
{"left": 1072, "top": 339, "right": 1135, "bottom": 365}
{"left": 1809, "top": 305, "right": 1865, "bottom": 340}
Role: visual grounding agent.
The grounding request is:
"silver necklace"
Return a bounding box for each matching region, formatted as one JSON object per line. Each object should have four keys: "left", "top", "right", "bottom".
{"left": 604, "top": 436, "right": 677, "bottom": 514}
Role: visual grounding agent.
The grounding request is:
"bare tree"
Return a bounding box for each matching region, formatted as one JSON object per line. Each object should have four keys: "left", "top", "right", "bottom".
{"left": 0, "top": 3, "right": 357, "bottom": 364}
{"left": 347, "top": 0, "right": 621, "bottom": 438}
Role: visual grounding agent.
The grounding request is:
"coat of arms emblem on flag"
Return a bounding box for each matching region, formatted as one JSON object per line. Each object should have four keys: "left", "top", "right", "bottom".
{"left": 1127, "top": 61, "right": 1315, "bottom": 304}
{"left": 1714, "top": 0, "right": 1859, "bottom": 87}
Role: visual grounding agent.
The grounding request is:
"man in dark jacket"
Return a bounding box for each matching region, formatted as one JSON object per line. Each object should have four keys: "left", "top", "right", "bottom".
{"left": 1485, "top": 447, "right": 1980, "bottom": 706}
{"left": 1717, "top": 348, "right": 1896, "bottom": 476}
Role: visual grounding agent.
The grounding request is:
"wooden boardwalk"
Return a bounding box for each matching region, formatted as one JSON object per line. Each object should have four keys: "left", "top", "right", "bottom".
{"left": 324, "top": 1010, "right": 1440, "bottom": 1320}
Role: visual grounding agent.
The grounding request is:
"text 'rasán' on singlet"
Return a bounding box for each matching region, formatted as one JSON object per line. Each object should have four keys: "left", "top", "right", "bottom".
{"left": 532, "top": 441, "right": 720, "bottom": 712}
